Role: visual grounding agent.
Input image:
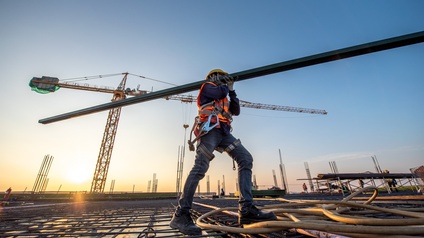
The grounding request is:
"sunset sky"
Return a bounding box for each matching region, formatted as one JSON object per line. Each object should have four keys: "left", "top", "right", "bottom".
{"left": 1, "top": 1, "right": 423, "bottom": 194}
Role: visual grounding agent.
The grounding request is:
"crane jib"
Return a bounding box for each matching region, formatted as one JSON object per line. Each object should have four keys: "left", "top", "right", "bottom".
{"left": 38, "top": 31, "right": 424, "bottom": 124}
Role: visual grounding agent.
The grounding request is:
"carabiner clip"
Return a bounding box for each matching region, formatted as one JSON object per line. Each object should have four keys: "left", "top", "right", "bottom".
{"left": 201, "top": 113, "right": 219, "bottom": 132}
{"left": 187, "top": 113, "right": 219, "bottom": 152}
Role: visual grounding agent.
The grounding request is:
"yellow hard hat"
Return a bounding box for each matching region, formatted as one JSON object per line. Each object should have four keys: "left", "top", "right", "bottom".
{"left": 206, "top": 69, "right": 228, "bottom": 80}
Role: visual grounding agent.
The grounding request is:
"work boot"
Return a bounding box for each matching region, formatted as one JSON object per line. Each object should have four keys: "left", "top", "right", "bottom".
{"left": 170, "top": 210, "right": 202, "bottom": 236}
{"left": 238, "top": 204, "right": 277, "bottom": 225}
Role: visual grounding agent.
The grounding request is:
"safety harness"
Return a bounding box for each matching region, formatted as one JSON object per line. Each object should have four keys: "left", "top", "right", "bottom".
{"left": 187, "top": 100, "right": 232, "bottom": 151}
{"left": 187, "top": 82, "right": 239, "bottom": 170}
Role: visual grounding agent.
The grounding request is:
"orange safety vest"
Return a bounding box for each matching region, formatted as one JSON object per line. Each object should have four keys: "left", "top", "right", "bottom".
{"left": 197, "top": 82, "right": 232, "bottom": 127}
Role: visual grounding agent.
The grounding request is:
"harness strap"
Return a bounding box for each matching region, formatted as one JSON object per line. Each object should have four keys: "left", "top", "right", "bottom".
{"left": 226, "top": 139, "right": 241, "bottom": 170}
{"left": 198, "top": 143, "right": 215, "bottom": 161}
{"left": 224, "top": 139, "right": 241, "bottom": 153}
{"left": 187, "top": 117, "right": 200, "bottom": 151}
{"left": 199, "top": 101, "right": 214, "bottom": 112}
{"left": 212, "top": 101, "right": 233, "bottom": 122}
{"left": 215, "top": 139, "right": 241, "bottom": 170}
{"left": 187, "top": 114, "right": 219, "bottom": 151}
{"left": 199, "top": 101, "right": 233, "bottom": 122}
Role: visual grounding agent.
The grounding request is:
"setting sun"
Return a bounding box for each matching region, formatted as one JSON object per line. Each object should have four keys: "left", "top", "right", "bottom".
{"left": 65, "top": 163, "right": 91, "bottom": 184}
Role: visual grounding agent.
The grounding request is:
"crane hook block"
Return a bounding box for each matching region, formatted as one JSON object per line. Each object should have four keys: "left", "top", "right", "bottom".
{"left": 29, "top": 76, "right": 60, "bottom": 94}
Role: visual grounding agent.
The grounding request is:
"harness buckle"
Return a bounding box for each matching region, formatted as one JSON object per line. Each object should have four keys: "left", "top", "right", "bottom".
{"left": 187, "top": 113, "right": 219, "bottom": 151}
{"left": 200, "top": 113, "right": 219, "bottom": 132}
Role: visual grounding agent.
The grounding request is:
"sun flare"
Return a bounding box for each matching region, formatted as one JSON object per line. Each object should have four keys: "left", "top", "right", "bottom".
{"left": 66, "top": 165, "right": 91, "bottom": 184}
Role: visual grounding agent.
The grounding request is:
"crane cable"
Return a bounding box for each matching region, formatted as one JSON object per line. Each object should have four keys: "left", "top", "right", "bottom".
{"left": 128, "top": 73, "right": 178, "bottom": 86}
{"left": 59, "top": 72, "right": 178, "bottom": 87}
{"left": 59, "top": 73, "right": 124, "bottom": 82}
{"left": 180, "top": 94, "right": 195, "bottom": 161}
{"left": 196, "top": 186, "right": 424, "bottom": 236}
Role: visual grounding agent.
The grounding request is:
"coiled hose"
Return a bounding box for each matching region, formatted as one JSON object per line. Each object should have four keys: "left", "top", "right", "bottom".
{"left": 196, "top": 187, "right": 424, "bottom": 237}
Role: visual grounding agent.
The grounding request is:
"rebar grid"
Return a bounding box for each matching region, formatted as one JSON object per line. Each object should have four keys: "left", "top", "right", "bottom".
{"left": 0, "top": 199, "right": 299, "bottom": 238}
{"left": 2, "top": 196, "right": 422, "bottom": 237}
{"left": 1, "top": 201, "right": 179, "bottom": 237}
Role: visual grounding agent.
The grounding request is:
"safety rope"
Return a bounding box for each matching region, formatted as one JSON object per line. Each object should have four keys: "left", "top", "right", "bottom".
{"left": 196, "top": 187, "right": 424, "bottom": 236}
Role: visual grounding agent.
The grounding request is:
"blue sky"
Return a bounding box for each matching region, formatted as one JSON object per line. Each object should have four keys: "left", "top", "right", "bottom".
{"left": 1, "top": 1, "right": 423, "bottom": 193}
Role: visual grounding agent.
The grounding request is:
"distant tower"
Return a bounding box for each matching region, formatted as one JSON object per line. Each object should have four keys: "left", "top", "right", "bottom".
{"left": 372, "top": 155, "right": 383, "bottom": 173}
{"left": 109, "top": 179, "right": 115, "bottom": 194}
{"left": 222, "top": 175, "right": 226, "bottom": 194}
{"left": 152, "top": 173, "right": 158, "bottom": 193}
{"left": 329, "top": 161, "right": 339, "bottom": 174}
{"left": 372, "top": 155, "right": 389, "bottom": 192}
{"left": 272, "top": 170, "right": 278, "bottom": 187}
{"left": 279, "top": 149, "right": 289, "bottom": 192}
{"left": 304, "top": 162, "right": 314, "bottom": 192}
{"left": 176, "top": 145, "right": 186, "bottom": 195}
{"left": 207, "top": 175, "right": 210, "bottom": 194}
{"left": 329, "top": 161, "right": 344, "bottom": 194}
{"left": 147, "top": 180, "right": 151, "bottom": 192}
{"left": 217, "top": 180, "right": 220, "bottom": 195}
{"left": 253, "top": 175, "right": 258, "bottom": 190}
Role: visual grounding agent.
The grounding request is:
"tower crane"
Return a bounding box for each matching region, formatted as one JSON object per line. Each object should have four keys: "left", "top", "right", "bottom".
{"left": 164, "top": 94, "right": 327, "bottom": 115}
{"left": 30, "top": 73, "right": 326, "bottom": 194}
{"left": 29, "top": 73, "right": 149, "bottom": 193}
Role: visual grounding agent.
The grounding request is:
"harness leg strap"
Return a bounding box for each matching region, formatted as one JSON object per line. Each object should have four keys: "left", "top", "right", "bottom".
{"left": 224, "top": 139, "right": 241, "bottom": 171}
{"left": 224, "top": 139, "right": 241, "bottom": 153}
{"left": 198, "top": 143, "right": 215, "bottom": 161}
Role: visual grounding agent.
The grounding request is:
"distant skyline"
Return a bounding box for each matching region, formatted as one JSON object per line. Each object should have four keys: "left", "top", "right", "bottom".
{"left": 0, "top": 1, "right": 423, "bottom": 194}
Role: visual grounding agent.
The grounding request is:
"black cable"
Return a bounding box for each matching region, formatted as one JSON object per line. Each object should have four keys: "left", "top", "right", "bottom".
{"left": 128, "top": 73, "right": 179, "bottom": 86}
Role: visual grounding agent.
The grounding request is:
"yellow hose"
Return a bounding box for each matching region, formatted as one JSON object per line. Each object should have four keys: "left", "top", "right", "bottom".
{"left": 196, "top": 186, "right": 424, "bottom": 236}
{"left": 244, "top": 220, "right": 424, "bottom": 235}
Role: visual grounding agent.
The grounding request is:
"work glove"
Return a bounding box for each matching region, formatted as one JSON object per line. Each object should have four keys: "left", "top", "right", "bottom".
{"left": 223, "top": 75, "right": 234, "bottom": 91}
{"left": 208, "top": 75, "right": 220, "bottom": 84}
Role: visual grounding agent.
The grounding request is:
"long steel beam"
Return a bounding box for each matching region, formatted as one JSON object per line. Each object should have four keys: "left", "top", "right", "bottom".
{"left": 39, "top": 31, "right": 424, "bottom": 124}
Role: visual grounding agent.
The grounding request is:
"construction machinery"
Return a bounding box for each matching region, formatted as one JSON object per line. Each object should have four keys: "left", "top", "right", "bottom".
{"left": 30, "top": 73, "right": 148, "bottom": 193}
{"left": 164, "top": 94, "right": 327, "bottom": 115}
{"left": 30, "top": 73, "right": 326, "bottom": 194}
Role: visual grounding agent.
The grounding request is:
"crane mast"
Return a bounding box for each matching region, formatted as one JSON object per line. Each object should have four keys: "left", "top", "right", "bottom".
{"left": 90, "top": 74, "right": 127, "bottom": 193}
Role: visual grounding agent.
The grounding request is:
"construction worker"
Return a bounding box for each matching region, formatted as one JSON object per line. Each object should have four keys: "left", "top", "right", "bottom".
{"left": 302, "top": 183, "right": 308, "bottom": 193}
{"left": 170, "top": 69, "right": 277, "bottom": 235}
{"left": 4, "top": 187, "right": 12, "bottom": 200}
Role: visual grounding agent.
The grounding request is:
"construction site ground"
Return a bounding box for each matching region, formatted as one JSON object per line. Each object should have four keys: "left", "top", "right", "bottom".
{"left": 1, "top": 191, "right": 423, "bottom": 237}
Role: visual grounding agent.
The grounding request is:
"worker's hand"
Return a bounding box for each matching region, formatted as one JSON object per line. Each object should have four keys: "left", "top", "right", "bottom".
{"left": 223, "top": 75, "right": 234, "bottom": 91}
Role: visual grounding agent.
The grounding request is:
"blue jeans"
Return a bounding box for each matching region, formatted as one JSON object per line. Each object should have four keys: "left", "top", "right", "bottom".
{"left": 177, "top": 128, "right": 253, "bottom": 212}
